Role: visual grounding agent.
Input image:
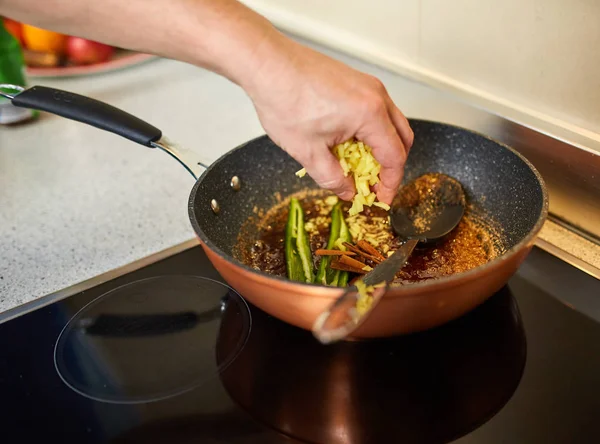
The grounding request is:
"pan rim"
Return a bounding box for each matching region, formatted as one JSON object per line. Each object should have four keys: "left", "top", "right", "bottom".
{"left": 188, "top": 118, "right": 549, "bottom": 298}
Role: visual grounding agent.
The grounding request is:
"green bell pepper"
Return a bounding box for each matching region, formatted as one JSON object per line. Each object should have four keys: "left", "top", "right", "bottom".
{"left": 285, "top": 198, "right": 315, "bottom": 283}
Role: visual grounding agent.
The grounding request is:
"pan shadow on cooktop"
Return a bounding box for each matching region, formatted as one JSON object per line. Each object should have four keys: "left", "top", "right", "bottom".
{"left": 217, "top": 286, "right": 527, "bottom": 444}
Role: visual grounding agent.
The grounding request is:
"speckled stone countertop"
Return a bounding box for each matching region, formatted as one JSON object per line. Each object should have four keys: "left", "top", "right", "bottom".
{"left": 0, "top": 56, "right": 264, "bottom": 311}
{"left": 0, "top": 39, "right": 515, "bottom": 314}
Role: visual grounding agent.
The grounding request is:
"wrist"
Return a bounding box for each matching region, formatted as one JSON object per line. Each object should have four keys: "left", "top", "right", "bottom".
{"left": 220, "top": 21, "right": 299, "bottom": 102}
{"left": 235, "top": 25, "right": 293, "bottom": 94}
{"left": 183, "top": 2, "right": 292, "bottom": 95}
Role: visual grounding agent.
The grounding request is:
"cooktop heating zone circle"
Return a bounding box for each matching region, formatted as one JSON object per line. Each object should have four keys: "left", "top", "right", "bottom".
{"left": 53, "top": 275, "right": 251, "bottom": 404}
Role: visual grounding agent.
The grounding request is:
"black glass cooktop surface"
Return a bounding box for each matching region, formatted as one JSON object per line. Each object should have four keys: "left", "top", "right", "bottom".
{"left": 0, "top": 245, "right": 599, "bottom": 443}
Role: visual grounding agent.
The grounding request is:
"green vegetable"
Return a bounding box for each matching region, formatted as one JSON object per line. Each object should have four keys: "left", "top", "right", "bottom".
{"left": 285, "top": 198, "right": 315, "bottom": 283}
{"left": 316, "top": 202, "right": 352, "bottom": 287}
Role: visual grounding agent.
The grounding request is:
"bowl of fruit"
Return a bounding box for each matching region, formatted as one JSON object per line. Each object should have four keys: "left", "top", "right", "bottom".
{"left": 3, "top": 17, "right": 155, "bottom": 78}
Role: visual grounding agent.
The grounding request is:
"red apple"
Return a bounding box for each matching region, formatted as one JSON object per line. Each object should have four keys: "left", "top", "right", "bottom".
{"left": 66, "top": 36, "right": 114, "bottom": 65}
{"left": 3, "top": 18, "right": 24, "bottom": 45}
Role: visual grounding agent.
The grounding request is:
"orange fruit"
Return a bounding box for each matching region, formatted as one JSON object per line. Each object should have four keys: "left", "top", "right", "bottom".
{"left": 3, "top": 18, "right": 24, "bottom": 45}
{"left": 21, "top": 24, "right": 67, "bottom": 54}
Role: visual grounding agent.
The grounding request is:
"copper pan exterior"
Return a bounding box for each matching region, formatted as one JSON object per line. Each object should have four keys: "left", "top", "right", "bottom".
{"left": 188, "top": 120, "right": 549, "bottom": 339}
{"left": 198, "top": 234, "right": 538, "bottom": 338}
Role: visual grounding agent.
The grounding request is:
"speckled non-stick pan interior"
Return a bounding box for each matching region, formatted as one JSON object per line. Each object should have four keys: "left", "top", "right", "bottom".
{"left": 189, "top": 119, "right": 546, "bottom": 268}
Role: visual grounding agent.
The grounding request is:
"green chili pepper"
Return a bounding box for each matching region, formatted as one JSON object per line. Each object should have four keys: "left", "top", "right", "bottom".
{"left": 285, "top": 198, "right": 315, "bottom": 283}
{"left": 316, "top": 202, "right": 352, "bottom": 287}
{"left": 337, "top": 213, "right": 352, "bottom": 287}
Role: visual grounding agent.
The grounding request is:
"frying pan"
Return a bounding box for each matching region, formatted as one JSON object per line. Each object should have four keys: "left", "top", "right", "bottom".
{"left": 2, "top": 84, "right": 548, "bottom": 338}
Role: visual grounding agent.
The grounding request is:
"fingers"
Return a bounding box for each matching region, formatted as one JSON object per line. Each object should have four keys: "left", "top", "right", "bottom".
{"left": 302, "top": 146, "right": 356, "bottom": 201}
{"left": 386, "top": 99, "right": 414, "bottom": 155}
{"left": 361, "top": 119, "right": 408, "bottom": 205}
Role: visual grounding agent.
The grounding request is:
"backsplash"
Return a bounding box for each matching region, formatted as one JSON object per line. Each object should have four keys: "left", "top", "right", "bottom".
{"left": 243, "top": 0, "right": 600, "bottom": 149}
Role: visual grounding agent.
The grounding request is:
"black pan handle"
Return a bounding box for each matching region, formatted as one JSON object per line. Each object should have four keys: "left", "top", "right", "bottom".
{"left": 9, "top": 85, "right": 162, "bottom": 147}
{"left": 2, "top": 83, "right": 211, "bottom": 179}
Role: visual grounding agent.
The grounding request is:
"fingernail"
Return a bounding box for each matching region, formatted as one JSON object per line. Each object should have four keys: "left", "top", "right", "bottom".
{"left": 339, "top": 190, "right": 355, "bottom": 201}
{"left": 376, "top": 186, "right": 394, "bottom": 205}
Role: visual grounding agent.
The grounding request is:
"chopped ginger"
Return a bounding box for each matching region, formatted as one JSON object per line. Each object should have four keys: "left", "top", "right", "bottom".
{"left": 332, "top": 140, "right": 389, "bottom": 215}
{"left": 355, "top": 280, "right": 386, "bottom": 317}
{"left": 374, "top": 202, "right": 391, "bottom": 210}
{"left": 324, "top": 195, "right": 339, "bottom": 206}
{"left": 355, "top": 280, "right": 374, "bottom": 316}
{"left": 294, "top": 139, "right": 390, "bottom": 216}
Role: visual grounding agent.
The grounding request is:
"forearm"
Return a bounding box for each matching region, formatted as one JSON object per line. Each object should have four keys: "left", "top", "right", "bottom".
{"left": 1, "top": 0, "right": 414, "bottom": 203}
{"left": 0, "top": 0, "right": 287, "bottom": 91}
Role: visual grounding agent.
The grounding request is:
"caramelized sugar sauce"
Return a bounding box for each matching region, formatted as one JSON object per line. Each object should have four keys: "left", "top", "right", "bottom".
{"left": 244, "top": 192, "right": 502, "bottom": 285}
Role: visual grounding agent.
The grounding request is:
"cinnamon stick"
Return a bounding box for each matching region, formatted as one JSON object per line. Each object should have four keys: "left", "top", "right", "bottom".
{"left": 339, "top": 255, "right": 370, "bottom": 270}
{"left": 342, "top": 242, "right": 382, "bottom": 264}
{"left": 356, "top": 240, "right": 386, "bottom": 261}
{"left": 330, "top": 260, "right": 367, "bottom": 274}
{"left": 315, "top": 249, "right": 356, "bottom": 256}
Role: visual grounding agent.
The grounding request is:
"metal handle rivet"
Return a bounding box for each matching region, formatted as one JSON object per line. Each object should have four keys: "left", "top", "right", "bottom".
{"left": 230, "top": 176, "right": 241, "bottom": 191}
{"left": 210, "top": 199, "right": 220, "bottom": 214}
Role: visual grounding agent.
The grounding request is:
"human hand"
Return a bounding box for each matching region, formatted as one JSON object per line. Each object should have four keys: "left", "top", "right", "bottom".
{"left": 244, "top": 36, "right": 414, "bottom": 205}
{"left": 1, "top": 0, "right": 412, "bottom": 205}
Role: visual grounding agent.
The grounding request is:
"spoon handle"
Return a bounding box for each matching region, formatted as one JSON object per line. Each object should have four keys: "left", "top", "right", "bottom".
{"left": 312, "top": 238, "right": 419, "bottom": 344}
{"left": 363, "top": 239, "right": 419, "bottom": 286}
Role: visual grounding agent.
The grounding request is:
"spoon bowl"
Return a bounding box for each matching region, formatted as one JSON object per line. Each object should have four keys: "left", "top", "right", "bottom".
{"left": 390, "top": 172, "right": 466, "bottom": 244}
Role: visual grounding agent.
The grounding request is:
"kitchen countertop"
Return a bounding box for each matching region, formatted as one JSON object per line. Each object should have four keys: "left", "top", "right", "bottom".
{"left": 0, "top": 38, "right": 534, "bottom": 314}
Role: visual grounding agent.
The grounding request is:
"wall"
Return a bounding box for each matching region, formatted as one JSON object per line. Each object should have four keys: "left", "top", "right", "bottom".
{"left": 243, "top": 0, "right": 600, "bottom": 146}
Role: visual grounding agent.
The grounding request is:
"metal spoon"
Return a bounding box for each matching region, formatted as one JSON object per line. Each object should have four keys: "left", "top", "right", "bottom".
{"left": 312, "top": 172, "right": 466, "bottom": 344}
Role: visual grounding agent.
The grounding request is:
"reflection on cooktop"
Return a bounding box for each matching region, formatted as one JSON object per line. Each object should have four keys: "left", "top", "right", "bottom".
{"left": 2, "top": 245, "right": 598, "bottom": 444}
{"left": 218, "top": 286, "right": 526, "bottom": 444}
{"left": 53, "top": 276, "right": 251, "bottom": 404}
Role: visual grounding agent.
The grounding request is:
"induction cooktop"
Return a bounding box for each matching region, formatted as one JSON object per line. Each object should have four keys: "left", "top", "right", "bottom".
{"left": 1, "top": 244, "right": 599, "bottom": 443}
